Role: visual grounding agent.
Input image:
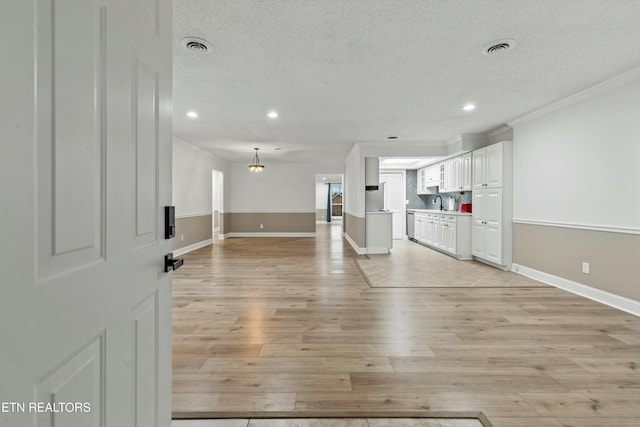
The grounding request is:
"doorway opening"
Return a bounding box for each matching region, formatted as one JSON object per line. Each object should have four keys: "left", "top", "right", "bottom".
{"left": 315, "top": 174, "right": 343, "bottom": 225}
{"left": 211, "top": 169, "right": 224, "bottom": 240}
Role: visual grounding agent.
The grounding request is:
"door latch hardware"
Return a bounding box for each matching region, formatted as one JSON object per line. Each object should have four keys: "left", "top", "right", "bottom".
{"left": 164, "top": 253, "right": 184, "bottom": 272}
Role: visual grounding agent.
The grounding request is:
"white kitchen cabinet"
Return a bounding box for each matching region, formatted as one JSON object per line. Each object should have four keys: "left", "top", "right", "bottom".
{"left": 411, "top": 211, "right": 471, "bottom": 259}
{"left": 438, "top": 215, "right": 449, "bottom": 249}
{"left": 452, "top": 157, "right": 461, "bottom": 192}
{"left": 473, "top": 142, "right": 503, "bottom": 189}
{"left": 414, "top": 213, "right": 424, "bottom": 242}
{"left": 416, "top": 168, "right": 426, "bottom": 194}
{"left": 443, "top": 159, "right": 453, "bottom": 192}
{"left": 446, "top": 220, "right": 457, "bottom": 254}
{"left": 460, "top": 152, "right": 472, "bottom": 191}
{"left": 417, "top": 165, "right": 439, "bottom": 195}
{"left": 426, "top": 214, "right": 436, "bottom": 245}
{"left": 471, "top": 140, "right": 512, "bottom": 268}
{"left": 472, "top": 188, "right": 502, "bottom": 263}
{"left": 434, "top": 153, "right": 472, "bottom": 193}
{"left": 426, "top": 164, "right": 439, "bottom": 186}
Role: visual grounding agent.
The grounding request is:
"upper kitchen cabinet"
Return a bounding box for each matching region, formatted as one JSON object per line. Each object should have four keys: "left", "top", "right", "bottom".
{"left": 417, "top": 163, "right": 439, "bottom": 194}
{"left": 426, "top": 163, "right": 439, "bottom": 187}
{"left": 441, "top": 152, "right": 472, "bottom": 193}
{"left": 473, "top": 142, "right": 503, "bottom": 189}
{"left": 460, "top": 152, "right": 472, "bottom": 191}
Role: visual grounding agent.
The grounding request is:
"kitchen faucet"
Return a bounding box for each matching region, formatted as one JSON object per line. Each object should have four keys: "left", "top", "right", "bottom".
{"left": 434, "top": 195, "right": 444, "bottom": 210}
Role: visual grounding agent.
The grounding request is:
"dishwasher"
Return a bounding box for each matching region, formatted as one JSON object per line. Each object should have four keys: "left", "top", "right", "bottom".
{"left": 406, "top": 211, "right": 415, "bottom": 241}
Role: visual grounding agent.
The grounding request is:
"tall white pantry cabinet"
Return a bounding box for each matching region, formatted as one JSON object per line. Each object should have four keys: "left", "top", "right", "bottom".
{"left": 471, "top": 141, "right": 513, "bottom": 269}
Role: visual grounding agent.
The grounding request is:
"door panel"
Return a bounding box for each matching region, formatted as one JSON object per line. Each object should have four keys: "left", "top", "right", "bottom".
{"left": 380, "top": 173, "right": 404, "bottom": 239}
{"left": 472, "top": 149, "right": 485, "bottom": 189}
{"left": 486, "top": 142, "right": 503, "bottom": 188}
{"left": 485, "top": 188, "right": 503, "bottom": 227}
{"left": 471, "top": 222, "right": 485, "bottom": 257}
{"left": 0, "top": 1, "right": 172, "bottom": 426}
{"left": 461, "top": 152, "right": 472, "bottom": 191}
{"left": 132, "top": 51, "right": 160, "bottom": 246}
{"left": 485, "top": 223, "right": 502, "bottom": 263}
{"left": 35, "top": 336, "right": 104, "bottom": 427}
{"left": 36, "top": 0, "right": 105, "bottom": 276}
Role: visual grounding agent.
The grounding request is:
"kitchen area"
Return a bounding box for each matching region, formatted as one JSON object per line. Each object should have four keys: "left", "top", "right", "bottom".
{"left": 372, "top": 139, "right": 513, "bottom": 270}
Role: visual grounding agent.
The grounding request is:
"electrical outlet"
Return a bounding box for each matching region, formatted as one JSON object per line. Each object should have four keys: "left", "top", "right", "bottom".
{"left": 582, "top": 262, "right": 590, "bottom": 274}
{"left": 180, "top": 234, "right": 184, "bottom": 242}
{"left": 259, "top": 223, "right": 264, "bottom": 229}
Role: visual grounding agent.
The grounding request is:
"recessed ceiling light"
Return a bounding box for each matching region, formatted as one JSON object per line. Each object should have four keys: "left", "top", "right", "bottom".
{"left": 387, "top": 136, "right": 398, "bottom": 140}
{"left": 186, "top": 111, "right": 198, "bottom": 118}
{"left": 322, "top": 177, "right": 326, "bottom": 180}
{"left": 267, "top": 111, "right": 279, "bottom": 119}
{"left": 462, "top": 104, "right": 476, "bottom": 112}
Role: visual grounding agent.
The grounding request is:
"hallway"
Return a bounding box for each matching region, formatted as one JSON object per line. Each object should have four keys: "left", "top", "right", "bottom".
{"left": 172, "top": 224, "right": 640, "bottom": 427}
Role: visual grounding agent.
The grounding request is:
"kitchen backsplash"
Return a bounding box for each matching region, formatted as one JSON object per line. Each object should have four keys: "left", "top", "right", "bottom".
{"left": 406, "top": 169, "right": 472, "bottom": 210}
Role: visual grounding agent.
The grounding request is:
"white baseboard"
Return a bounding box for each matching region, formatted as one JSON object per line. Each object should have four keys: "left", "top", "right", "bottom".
{"left": 224, "top": 232, "right": 316, "bottom": 238}
{"left": 173, "top": 238, "right": 213, "bottom": 256}
{"left": 512, "top": 263, "right": 640, "bottom": 317}
{"left": 343, "top": 232, "right": 366, "bottom": 255}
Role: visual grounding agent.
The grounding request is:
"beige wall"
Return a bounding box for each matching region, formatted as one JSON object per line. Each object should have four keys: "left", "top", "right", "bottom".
{"left": 213, "top": 210, "right": 219, "bottom": 228}
{"left": 174, "top": 215, "right": 212, "bottom": 250}
{"left": 223, "top": 212, "right": 315, "bottom": 233}
{"left": 316, "top": 209, "right": 328, "bottom": 221}
{"left": 514, "top": 223, "right": 640, "bottom": 301}
{"left": 345, "top": 213, "right": 365, "bottom": 249}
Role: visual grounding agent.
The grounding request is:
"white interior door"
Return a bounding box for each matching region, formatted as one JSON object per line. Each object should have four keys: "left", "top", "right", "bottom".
{"left": 380, "top": 172, "right": 405, "bottom": 239}
{"left": 0, "top": 1, "right": 172, "bottom": 426}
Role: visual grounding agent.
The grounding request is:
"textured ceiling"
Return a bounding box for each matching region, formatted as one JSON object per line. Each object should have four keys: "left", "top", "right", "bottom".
{"left": 173, "top": 0, "right": 640, "bottom": 163}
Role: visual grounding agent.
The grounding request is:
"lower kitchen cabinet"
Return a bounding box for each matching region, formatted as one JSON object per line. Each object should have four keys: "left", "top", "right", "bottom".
{"left": 472, "top": 188, "right": 503, "bottom": 265}
{"left": 411, "top": 211, "right": 471, "bottom": 259}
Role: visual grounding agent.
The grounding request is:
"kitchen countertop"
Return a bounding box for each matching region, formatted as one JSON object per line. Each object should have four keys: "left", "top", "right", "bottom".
{"left": 407, "top": 209, "right": 472, "bottom": 216}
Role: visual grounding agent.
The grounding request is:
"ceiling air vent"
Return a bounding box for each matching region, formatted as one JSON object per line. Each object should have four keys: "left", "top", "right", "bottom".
{"left": 482, "top": 39, "right": 515, "bottom": 55}
{"left": 182, "top": 37, "right": 212, "bottom": 54}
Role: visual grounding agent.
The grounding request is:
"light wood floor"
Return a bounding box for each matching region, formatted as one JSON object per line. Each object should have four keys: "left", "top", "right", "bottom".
{"left": 172, "top": 223, "right": 640, "bottom": 427}
{"left": 356, "top": 241, "right": 548, "bottom": 288}
{"left": 172, "top": 417, "right": 483, "bottom": 427}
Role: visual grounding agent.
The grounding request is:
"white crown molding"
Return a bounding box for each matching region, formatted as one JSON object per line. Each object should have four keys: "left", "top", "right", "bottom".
{"left": 173, "top": 238, "right": 213, "bottom": 256}
{"left": 513, "top": 218, "right": 640, "bottom": 235}
{"left": 512, "top": 264, "right": 640, "bottom": 317}
{"left": 488, "top": 125, "right": 512, "bottom": 138}
{"left": 508, "top": 66, "right": 640, "bottom": 127}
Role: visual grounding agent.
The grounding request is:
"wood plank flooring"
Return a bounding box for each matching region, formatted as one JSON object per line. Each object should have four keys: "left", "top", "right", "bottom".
{"left": 172, "top": 223, "right": 640, "bottom": 426}
{"left": 172, "top": 418, "right": 484, "bottom": 427}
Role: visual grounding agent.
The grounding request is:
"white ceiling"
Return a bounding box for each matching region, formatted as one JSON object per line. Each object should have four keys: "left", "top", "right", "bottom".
{"left": 173, "top": 0, "right": 640, "bottom": 164}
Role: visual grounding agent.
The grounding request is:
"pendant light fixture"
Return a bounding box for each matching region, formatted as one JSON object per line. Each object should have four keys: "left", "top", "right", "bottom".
{"left": 248, "top": 147, "right": 265, "bottom": 172}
